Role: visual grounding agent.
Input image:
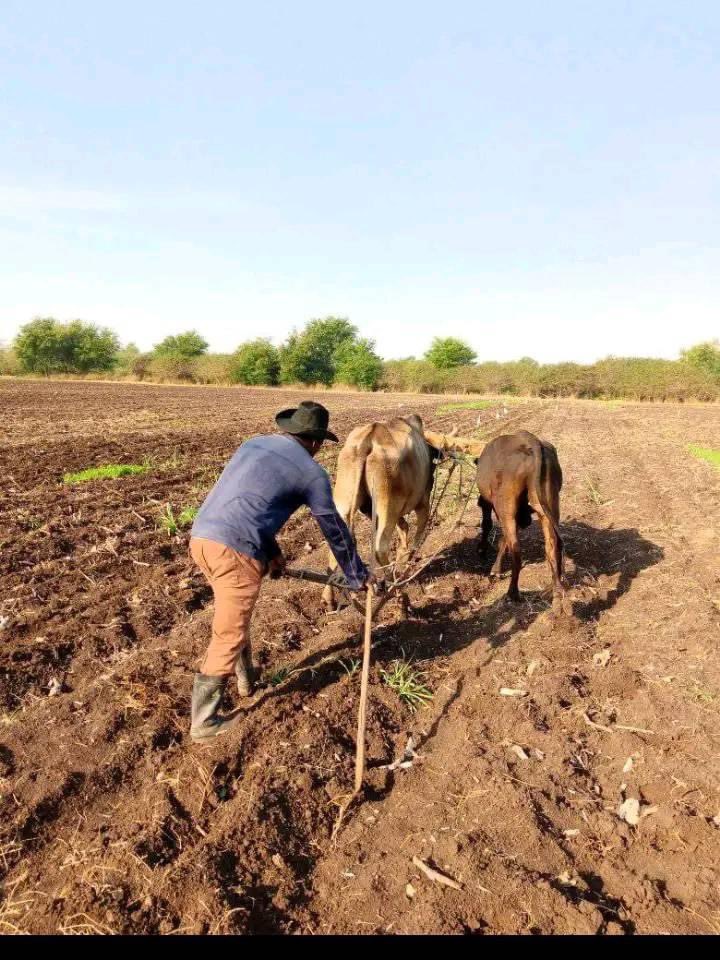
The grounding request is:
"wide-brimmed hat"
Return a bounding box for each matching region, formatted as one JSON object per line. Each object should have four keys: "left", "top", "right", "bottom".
{"left": 275, "top": 401, "right": 338, "bottom": 442}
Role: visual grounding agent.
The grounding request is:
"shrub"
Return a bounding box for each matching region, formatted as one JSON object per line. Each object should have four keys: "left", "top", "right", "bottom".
{"left": 0, "top": 344, "right": 21, "bottom": 375}
{"left": 380, "top": 360, "right": 447, "bottom": 393}
{"left": 129, "top": 352, "right": 153, "bottom": 380}
{"left": 147, "top": 354, "right": 196, "bottom": 382}
{"left": 14, "top": 317, "right": 119, "bottom": 374}
{"left": 681, "top": 341, "right": 720, "bottom": 380}
{"left": 115, "top": 343, "right": 141, "bottom": 377}
{"left": 279, "top": 317, "right": 357, "bottom": 385}
{"left": 152, "top": 330, "right": 208, "bottom": 359}
{"left": 334, "top": 338, "right": 383, "bottom": 390}
{"left": 231, "top": 339, "right": 280, "bottom": 385}
{"left": 379, "top": 356, "right": 720, "bottom": 401}
{"left": 192, "top": 354, "right": 234, "bottom": 384}
{"left": 424, "top": 337, "right": 477, "bottom": 369}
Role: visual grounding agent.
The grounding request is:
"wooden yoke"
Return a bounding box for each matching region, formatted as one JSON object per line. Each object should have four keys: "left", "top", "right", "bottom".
{"left": 424, "top": 428, "right": 486, "bottom": 458}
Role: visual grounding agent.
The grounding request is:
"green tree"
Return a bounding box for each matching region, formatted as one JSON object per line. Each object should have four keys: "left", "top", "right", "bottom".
{"left": 14, "top": 317, "right": 118, "bottom": 374}
{"left": 334, "top": 338, "right": 383, "bottom": 390}
{"left": 280, "top": 316, "right": 357, "bottom": 385}
{"left": 681, "top": 340, "right": 720, "bottom": 379}
{"left": 231, "top": 338, "right": 281, "bottom": 385}
{"left": 63, "top": 320, "right": 119, "bottom": 372}
{"left": 14, "top": 317, "right": 65, "bottom": 374}
{"left": 424, "top": 337, "right": 477, "bottom": 369}
{"left": 153, "top": 330, "right": 208, "bottom": 358}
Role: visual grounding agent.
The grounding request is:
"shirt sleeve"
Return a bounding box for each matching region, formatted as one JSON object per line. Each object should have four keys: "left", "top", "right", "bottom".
{"left": 304, "top": 473, "right": 368, "bottom": 589}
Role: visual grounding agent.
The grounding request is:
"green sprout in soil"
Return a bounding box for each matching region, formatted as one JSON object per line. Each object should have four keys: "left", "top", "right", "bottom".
{"left": 381, "top": 660, "right": 433, "bottom": 711}
{"left": 63, "top": 463, "right": 148, "bottom": 485}
{"left": 178, "top": 506, "right": 198, "bottom": 527}
{"left": 688, "top": 684, "right": 716, "bottom": 704}
{"left": 268, "top": 666, "right": 294, "bottom": 687}
{"left": 338, "top": 657, "right": 360, "bottom": 677}
{"left": 158, "top": 504, "right": 198, "bottom": 536}
{"left": 161, "top": 449, "right": 184, "bottom": 471}
{"left": 688, "top": 446, "right": 720, "bottom": 470}
{"left": 585, "top": 475, "right": 611, "bottom": 506}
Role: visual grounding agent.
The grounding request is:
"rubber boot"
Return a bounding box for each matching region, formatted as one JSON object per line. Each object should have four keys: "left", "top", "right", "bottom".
{"left": 235, "top": 644, "right": 256, "bottom": 698}
{"left": 190, "top": 674, "right": 239, "bottom": 742}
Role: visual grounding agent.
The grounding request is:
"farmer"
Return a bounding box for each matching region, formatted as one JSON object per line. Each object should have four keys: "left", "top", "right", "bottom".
{"left": 188, "top": 401, "right": 370, "bottom": 741}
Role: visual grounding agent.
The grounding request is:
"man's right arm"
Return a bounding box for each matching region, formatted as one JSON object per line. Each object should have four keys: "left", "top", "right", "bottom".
{"left": 304, "top": 474, "right": 368, "bottom": 589}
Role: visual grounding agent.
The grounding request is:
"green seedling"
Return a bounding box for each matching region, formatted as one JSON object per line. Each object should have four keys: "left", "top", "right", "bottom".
{"left": 381, "top": 659, "right": 433, "bottom": 711}
{"left": 63, "top": 463, "right": 148, "bottom": 485}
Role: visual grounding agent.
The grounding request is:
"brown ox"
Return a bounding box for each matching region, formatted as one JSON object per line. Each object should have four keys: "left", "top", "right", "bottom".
{"left": 323, "top": 414, "right": 439, "bottom": 610}
{"left": 475, "top": 430, "right": 565, "bottom": 603}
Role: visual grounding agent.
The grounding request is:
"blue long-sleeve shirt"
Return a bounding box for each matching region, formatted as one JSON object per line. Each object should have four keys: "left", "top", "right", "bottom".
{"left": 191, "top": 434, "right": 368, "bottom": 589}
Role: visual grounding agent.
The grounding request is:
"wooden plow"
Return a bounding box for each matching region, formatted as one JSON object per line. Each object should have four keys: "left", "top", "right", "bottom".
{"left": 281, "top": 450, "right": 480, "bottom": 836}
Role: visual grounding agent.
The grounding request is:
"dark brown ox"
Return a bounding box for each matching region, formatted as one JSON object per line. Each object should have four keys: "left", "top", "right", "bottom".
{"left": 323, "top": 414, "right": 439, "bottom": 610}
{"left": 475, "top": 430, "right": 565, "bottom": 602}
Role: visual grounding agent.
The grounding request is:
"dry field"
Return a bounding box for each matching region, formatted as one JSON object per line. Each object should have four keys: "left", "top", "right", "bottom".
{"left": 1, "top": 379, "right": 719, "bottom": 934}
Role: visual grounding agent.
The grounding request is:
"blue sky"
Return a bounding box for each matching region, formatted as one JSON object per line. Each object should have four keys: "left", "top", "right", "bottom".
{"left": 1, "top": 1, "right": 718, "bottom": 361}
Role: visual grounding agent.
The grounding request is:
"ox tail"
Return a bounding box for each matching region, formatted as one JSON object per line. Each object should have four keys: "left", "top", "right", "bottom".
{"left": 342, "top": 425, "right": 376, "bottom": 537}
{"left": 530, "top": 437, "right": 560, "bottom": 538}
{"left": 529, "top": 436, "right": 565, "bottom": 580}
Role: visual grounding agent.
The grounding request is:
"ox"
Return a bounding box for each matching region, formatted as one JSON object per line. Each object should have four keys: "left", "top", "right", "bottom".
{"left": 474, "top": 430, "right": 565, "bottom": 603}
{"left": 323, "top": 414, "right": 440, "bottom": 611}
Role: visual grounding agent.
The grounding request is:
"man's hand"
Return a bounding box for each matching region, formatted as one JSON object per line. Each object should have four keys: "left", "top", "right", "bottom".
{"left": 365, "top": 571, "right": 385, "bottom": 594}
{"left": 268, "top": 552, "right": 286, "bottom": 580}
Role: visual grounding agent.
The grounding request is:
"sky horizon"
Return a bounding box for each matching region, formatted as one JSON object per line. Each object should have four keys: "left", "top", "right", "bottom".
{"left": 1, "top": 2, "right": 718, "bottom": 363}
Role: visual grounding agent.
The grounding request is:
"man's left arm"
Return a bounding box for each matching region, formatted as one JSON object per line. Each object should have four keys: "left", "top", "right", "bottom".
{"left": 304, "top": 474, "right": 368, "bottom": 589}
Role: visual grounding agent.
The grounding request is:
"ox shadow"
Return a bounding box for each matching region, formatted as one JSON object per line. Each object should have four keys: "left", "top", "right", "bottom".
{"left": 271, "top": 517, "right": 663, "bottom": 698}
{"left": 418, "top": 516, "right": 665, "bottom": 625}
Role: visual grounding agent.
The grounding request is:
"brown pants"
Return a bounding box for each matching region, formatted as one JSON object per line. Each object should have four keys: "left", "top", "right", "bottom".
{"left": 189, "top": 537, "right": 265, "bottom": 676}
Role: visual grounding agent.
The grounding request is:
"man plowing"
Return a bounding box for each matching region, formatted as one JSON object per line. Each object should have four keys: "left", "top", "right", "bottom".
{"left": 188, "top": 401, "right": 371, "bottom": 742}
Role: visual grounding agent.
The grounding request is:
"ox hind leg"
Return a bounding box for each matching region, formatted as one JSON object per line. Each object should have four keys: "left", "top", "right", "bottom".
{"left": 374, "top": 500, "right": 415, "bottom": 616}
{"left": 490, "top": 535, "right": 508, "bottom": 577}
{"left": 528, "top": 491, "right": 564, "bottom": 601}
{"left": 411, "top": 492, "right": 431, "bottom": 558}
{"left": 549, "top": 484, "right": 565, "bottom": 582}
{"left": 478, "top": 497, "right": 494, "bottom": 563}
{"left": 374, "top": 497, "right": 406, "bottom": 578}
{"left": 495, "top": 505, "right": 521, "bottom": 602}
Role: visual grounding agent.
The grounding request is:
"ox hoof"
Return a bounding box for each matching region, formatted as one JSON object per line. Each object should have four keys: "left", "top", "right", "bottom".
{"left": 505, "top": 590, "right": 521, "bottom": 604}
{"left": 553, "top": 593, "right": 573, "bottom": 618}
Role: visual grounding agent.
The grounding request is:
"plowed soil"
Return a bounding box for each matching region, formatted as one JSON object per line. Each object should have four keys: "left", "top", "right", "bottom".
{"left": 1, "top": 379, "right": 719, "bottom": 934}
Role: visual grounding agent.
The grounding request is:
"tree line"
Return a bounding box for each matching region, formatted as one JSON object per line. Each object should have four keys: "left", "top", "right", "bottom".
{"left": 1, "top": 316, "right": 478, "bottom": 389}
{"left": 1, "top": 315, "right": 719, "bottom": 401}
